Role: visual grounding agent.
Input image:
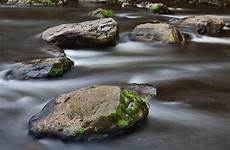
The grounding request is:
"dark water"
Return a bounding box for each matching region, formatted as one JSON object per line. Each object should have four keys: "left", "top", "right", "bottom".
{"left": 0, "top": 3, "right": 230, "bottom": 150}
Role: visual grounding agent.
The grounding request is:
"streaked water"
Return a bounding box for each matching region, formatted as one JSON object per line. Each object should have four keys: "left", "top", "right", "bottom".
{"left": 0, "top": 3, "right": 230, "bottom": 150}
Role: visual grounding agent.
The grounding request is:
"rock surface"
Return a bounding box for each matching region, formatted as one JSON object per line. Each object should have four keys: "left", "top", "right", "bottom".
{"left": 6, "top": 0, "right": 66, "bottom": 6}
{"left": 146, "top": 3, "right": 172, "bottom": 14}
{"left": 172, "top": 15, "right": 225, "bottom": 35}
{"left": 130, "top": 22, "right": 185, "bottom": 44}
{"left": 29, "top": 84, "right": 156, "bottom": 140}
{"left": 42, "top": 18, "right": 118, "bottom": 49}
{"left": 6, "top": 57, "right": 74, "bottom": 80}
{"left": 88, "top": 8, "right": 113, "bottom": 18}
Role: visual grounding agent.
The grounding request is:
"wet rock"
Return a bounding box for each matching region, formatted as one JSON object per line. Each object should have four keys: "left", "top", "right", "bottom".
{"left": 177, "top": 0, "right": 230, "bottom": 7}
{"left": 28, "top": 84, "right": 155, "bottom": 140}
{"left": 88, "top": 8, "right": 113, "bottom": 18}
{"left": 6, "top": 0, "right": 66, "bottom": 6}
{"left": 146, "top": 3, "right": 173, "bottom": 14}
{"left": 42, "top": 18, "right": 118, "bottom": 49}
{"left": 172, "top": 15, "right": 225, "bottom": 35}
{"left": 130, "top": 22, "right": 185, "bottom": 44}
{"left": 6, "top": 57, "right": 74, "bottom": 80}
{"left": 78, "top": 0, "right": 109, "bottom": 3}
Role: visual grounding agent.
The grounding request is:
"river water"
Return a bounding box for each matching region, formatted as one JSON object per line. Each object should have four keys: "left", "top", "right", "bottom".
{"left": 0, "top": 3, "right": 230, "bottom": 150}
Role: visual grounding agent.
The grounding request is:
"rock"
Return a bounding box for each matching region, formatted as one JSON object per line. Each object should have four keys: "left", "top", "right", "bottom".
{"left": 78, "top": 0, "right": 109, "bottom": 3}
{"left": 146, "top": 3, "right": 173, "bottom": 14}
{"left": 122, "top": 2, "right": 131, "bottom": 7}
{"left": 42, "top": 18, "right": 118, "bottom": 49}
{"left": 6, "top": 0, "right": 66, "bottom": 6}
{"left": 6, "top": 57, "right": 74, "bottom": 80}
{"left": 88, "top": 8, "right": 113, "bottom": 18}
{"left": 28, "top": 84, "right": 156, "bottom": 140}
{"left": 130, "top": 22, "right": 185, "bottom": 44}
{"left": 172, "top": 15, "right": 225, "bottom": 35}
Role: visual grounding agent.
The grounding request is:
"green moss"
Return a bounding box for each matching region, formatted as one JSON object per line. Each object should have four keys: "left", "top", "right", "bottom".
{"left": 48, "top": 57, "right": 73, "bottom": 77}
{"left": 48, "top": 67, "right": 64, "bottom": 77}
{"left": 117, "top": 119, "right": 129, "bottom": 128}
{"left": 105, "top": 89, "right": 148, "bottom": 129}
{"left": 71, "top": 127, "right": 86, "bottom": 137}
{"left": 147, "top": 4, "right": 161, "bottom": 13}
{"left": 101, "top": 9, "right": 113, "bottom": 18}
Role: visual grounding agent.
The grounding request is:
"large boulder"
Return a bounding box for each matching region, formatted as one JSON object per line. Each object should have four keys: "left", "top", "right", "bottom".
{"left": 42, "top": 18, "right": 118, "bottom": 49}
{"left": 88, "top": 8, "right": 113, "bottom": 18}
{"left": 28, "top": 84, "right": 156, "bottom": 140}
{"left": 6, "top": 57, "right": 74, "bottom": 80}
{"left": 172, "top": 15, "right": 225, "bottom": 35}
{"left": 146, "top": 3, "right": 173, "bottom": 14}
{"left": 130, "top": 22, "right": 185, "bottom": 44}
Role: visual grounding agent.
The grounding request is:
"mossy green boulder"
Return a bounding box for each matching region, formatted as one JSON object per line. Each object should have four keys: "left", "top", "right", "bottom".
{"left": 6, "top": 57, "right": 74, "bottom": 80}
{"left": 88, "top": 8, "right": 113, "bottom": 18}
{"left": 146, "top": 3, "right": 172, "bottom": 14}
{"left": 28, "top": 84, "right": 156, "bottom": 140}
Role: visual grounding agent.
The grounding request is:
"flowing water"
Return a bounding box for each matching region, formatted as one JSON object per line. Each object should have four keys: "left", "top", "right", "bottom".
{"left": 0, "top": 3, "right": 230, "bottom": 150}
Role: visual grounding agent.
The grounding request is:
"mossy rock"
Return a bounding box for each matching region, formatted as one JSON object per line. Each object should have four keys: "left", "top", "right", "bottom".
{"left": 28, "top": 84, "right": 156, "bottom": 140}
{"left": 88, "top": 8, "right": 113, "bottom": 18}
{"left": 6, "top": 57, "right": 74, "bottom": 80}
{"left": 146, "top": 3, "right": 172, "bottom": 14}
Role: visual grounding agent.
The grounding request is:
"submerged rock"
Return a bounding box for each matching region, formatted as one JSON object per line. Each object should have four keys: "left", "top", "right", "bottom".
{"left": 42, "top": 18, "right": 118, "bottom": 49}
{"left": 172, "top": 15, "right": 225, "bottom": 35}
{"left": 6, "top": 57, "right": 74, "bottom": 80}
{"left": 146, "top": 3, "right": 172, "bottom": 14}
{"left": 130, "top": 22, "right": 185, "bottom": 44}
{"left": 88, "top": 8, "right": 113, "bottom": 18}
{"left": 28, "top": 84, "right": 156, "bottom": 140}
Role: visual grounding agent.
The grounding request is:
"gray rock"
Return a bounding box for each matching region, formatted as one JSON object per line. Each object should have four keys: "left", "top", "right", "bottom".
{"left": 42, "top": 18, "right": 118, "bottom": 49}
{"left": 28, "top": 84, "right": 156, "bottom": 140}
{"left": 130, "top": 22, "right": 185, "bottom": 44}
{"left": 6, "top": 57, "right": 74, "bottom": 80}
{"left": 172, "top": 15, "right": 225, "bottom": 35}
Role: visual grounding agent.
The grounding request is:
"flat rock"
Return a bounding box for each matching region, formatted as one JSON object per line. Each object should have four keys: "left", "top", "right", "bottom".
{"left": 6, "top": 57, "right": 74, "bottom": 80}
{"left": 42, "top": 18, "right": 118, "bottom": 49}
{"left": 130, "top": 22, "right": 185, "bottom": 44}
{"left": 28, "top": 84, "right": 156, "bottom": 140}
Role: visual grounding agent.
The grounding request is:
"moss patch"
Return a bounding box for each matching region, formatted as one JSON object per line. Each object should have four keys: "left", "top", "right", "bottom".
{"left": 48, "top": 57, "right": 73, "bottom": 77}
{"left": 94, "top": 89, "right": 149, "bottom": 132}
{"left": 89, "top": 8, "right": 113, "bottom": 18}
{"left": 147, "top": 4, "right": 161, "bottom": 13}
